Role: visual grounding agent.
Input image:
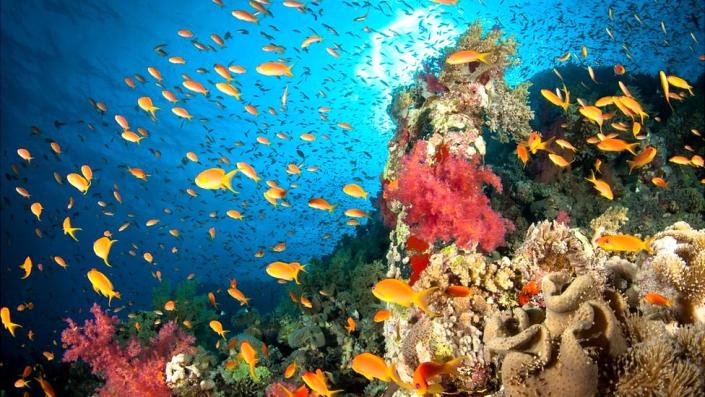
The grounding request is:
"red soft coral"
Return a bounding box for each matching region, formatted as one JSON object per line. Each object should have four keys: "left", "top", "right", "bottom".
{"left": 61, "top": 303, "right": 195, "bottom": 397}
{"left": 385, "top": 141, "right": 511, "bottom": 252}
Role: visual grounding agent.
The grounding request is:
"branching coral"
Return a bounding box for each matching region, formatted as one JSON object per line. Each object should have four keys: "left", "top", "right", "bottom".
{"left": 385, "top": 140, "right": 511, "bottom": 252}
{"left": 61, "top": 303, "right": 195, "bottom": 397}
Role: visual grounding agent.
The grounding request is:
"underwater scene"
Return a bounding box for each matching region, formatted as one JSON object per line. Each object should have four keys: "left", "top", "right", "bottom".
{"left": 1, "top": 0, "right": 705, "bottom": 395}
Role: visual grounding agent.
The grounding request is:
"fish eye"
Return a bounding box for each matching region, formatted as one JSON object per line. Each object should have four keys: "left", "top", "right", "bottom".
{"left": 415, "top": 383, "right": 420, "bottom": 389}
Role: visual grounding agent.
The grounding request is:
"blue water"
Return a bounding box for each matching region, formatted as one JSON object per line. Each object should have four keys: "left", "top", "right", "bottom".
{"left": 1, "top": 0, "right": 703, "bottom": 384}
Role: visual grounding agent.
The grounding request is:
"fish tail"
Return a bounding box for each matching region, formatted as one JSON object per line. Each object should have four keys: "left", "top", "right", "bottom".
{"left": 626, "top": 143, "right": 639, "bottom": 155}
{"left": 327, "top": 390, "right": 344, "bottom": 397}
{"left": 103, "top": 258, "right": 112, "bottom": 267}
{"left": 7, "top": 321, "right": 22, "bottom": 337}
{"left": 643, "top": 237, "right": 655, "bottom": 254}
{"left": 443, "top": 356, "right": 467, "bottom": 374}
{"left": 626, "top": 160, "right": 635, "bottom": 174}
{"left": 328, "top": 204, "right": 337, "bottom": 212}
{"left": 388, "top": 364, "right": 413, "bottom": 390}
{"left": 223, "top": 170, "right": 238, "bottom": 193}
{"left": 585, "top": 170, "right": 596, "bottom": 183}
{"left": 412, "top": 287, "right": 438, "bottom": 317}
{"left": 249, "top": 364, "right": 258, "bottom": 381}
{"left": 286, "top": 64, "right": 294, "bottom": 77}
{"left": 477, "top": 51, "right": 491, "bottom": 64}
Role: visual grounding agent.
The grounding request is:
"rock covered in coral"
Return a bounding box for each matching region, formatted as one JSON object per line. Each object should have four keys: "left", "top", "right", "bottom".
{"left": 637, "top": 221, "right": 705, "bottom": 324}
{"left": 484, "top": 273, "right": 627, "bottom": 396}
{"left": 383, "top": 245, "right": 520, "bottom": 395}
{"left": 166, "top": 347, "right": 216, "bottom": 397}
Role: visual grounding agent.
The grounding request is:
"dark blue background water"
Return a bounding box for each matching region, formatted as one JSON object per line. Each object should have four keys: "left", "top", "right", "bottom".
{"left": 1, "top": 0, "right": 703, "bottom": 376}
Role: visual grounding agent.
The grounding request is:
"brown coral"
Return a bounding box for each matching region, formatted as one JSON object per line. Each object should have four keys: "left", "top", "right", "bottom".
{"left": 513, "top": 220, "right": 594, "bottom": 283}
{"left": 484, "top": 273, "right": 627, "bottom": 397}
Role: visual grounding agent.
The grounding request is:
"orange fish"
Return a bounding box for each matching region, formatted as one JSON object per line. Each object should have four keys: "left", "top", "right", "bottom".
{"left": 228, "top": 279, "right": 251, "bottom": 306}
{"left": 1, "top": 307, "right": 22, "bottom": 337}
{"left": 446, "top": 50, "right": 490, "bottom": 65}
{"left": 308, "top": 198, "right": 336, "bottom": 211}
{"left": 596, "top": 138, "right": 639, "bottom": 155}
{"left": 548, "top": 153, "right": 571, "bottom": 168}
{"left": 445, "top": 285, "right": 474, "bottom": 297}
{"left": 669, "top": 155, "right": 691, "bottom": 166}
{"left": 373, "top": 309, "right": 391, "bottom": 322}
{"left": 516, "top": 142, "right": 529, "bottom": 166}
{"left": 284, "top": 362, "right": 297, "bottom": 378}
{"left": 209, "top": 320, "right": 228, "bottom": 339}
{"left": 301, "top": 369, "right": 342, "bottom": 397}
{"left": 626, "top": 146, "right": 656, "bottom": 172}
{"left": 651, "top": 177, "right": 669, "bottom": 189}
{"left": 300, "top": 296, "right": 313, "bottom": 309}
{"left": 643, "top": 292, "right": 671, "bottom": 307}
{"left": 19, "top": 256, "right": 32, "bottom": 279}
{"left": 232, "top": 10, "right": 257, "bottom": 22}
{"left": 346, "top": 317, "right": 356, "bottom": 334}
{"left": 527, "top": 132, "right": 555, "bottom": 154}
{"left": 239, "top": 341, "right": 259, "bottom": 379}
{"left": 412, "top": 357, "right": 465, "bottom": 395}
{"left": 585, "top": 171, "right": 613, "bottom": 200}
{"left": 208, "top": 292, "right": 218, "bottom": 309}
{"left": 372, "top": 279, "right": 437, "bottom": 316}
{"left": 596, "top": 234, "right": 652, "bottom": 253}
{"left": 256, "top": 62, "right": 294, "bottom": 77}
{"left": 266, "top": 261, "right": 306, "bottom": 284}
{"left": 352, "top": 353, "right": 409, "bottom": 388}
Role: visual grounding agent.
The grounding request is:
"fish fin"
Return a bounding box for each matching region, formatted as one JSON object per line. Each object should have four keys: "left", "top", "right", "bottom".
{"left": 477, "top": 51, "right": 491, "bottom": 64}
{"left": 412, "top": 287, "right": 438, "bottom": 317}
{"left": 249, "top": 365, "right": 258, "bottom": 381}
{"left": 7, "top": 322, "right": 22, "bottom": 337}
{"left": 426, "top": 383, "right": 445, "bottom": 395}
{"left": 327, "top": 390, "right": 344, "bottom": 397}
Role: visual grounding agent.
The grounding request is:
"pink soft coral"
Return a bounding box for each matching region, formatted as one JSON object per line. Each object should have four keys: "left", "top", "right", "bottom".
{"left": 62, "top": 303, "right": 195, "bottom": 397}
{"left": 386, "top": 141, "right": 511, "bottom": 252}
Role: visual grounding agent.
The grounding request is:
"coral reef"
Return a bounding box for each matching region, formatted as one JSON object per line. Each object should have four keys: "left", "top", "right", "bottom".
{"left": 61, "top": 303, "right": 195, "bottom": 396}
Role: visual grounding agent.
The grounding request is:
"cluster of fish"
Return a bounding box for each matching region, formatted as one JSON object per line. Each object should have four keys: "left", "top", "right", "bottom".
{"left": 515, "top": 48, "right": 703, "bottom": 200}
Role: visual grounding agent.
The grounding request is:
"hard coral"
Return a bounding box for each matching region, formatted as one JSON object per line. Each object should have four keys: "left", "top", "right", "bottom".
{"left": 386, "top": 140, "right": 511, "bottom": 252}
{"left": 61, "top": 303, "right": 195, "bottom": 397}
